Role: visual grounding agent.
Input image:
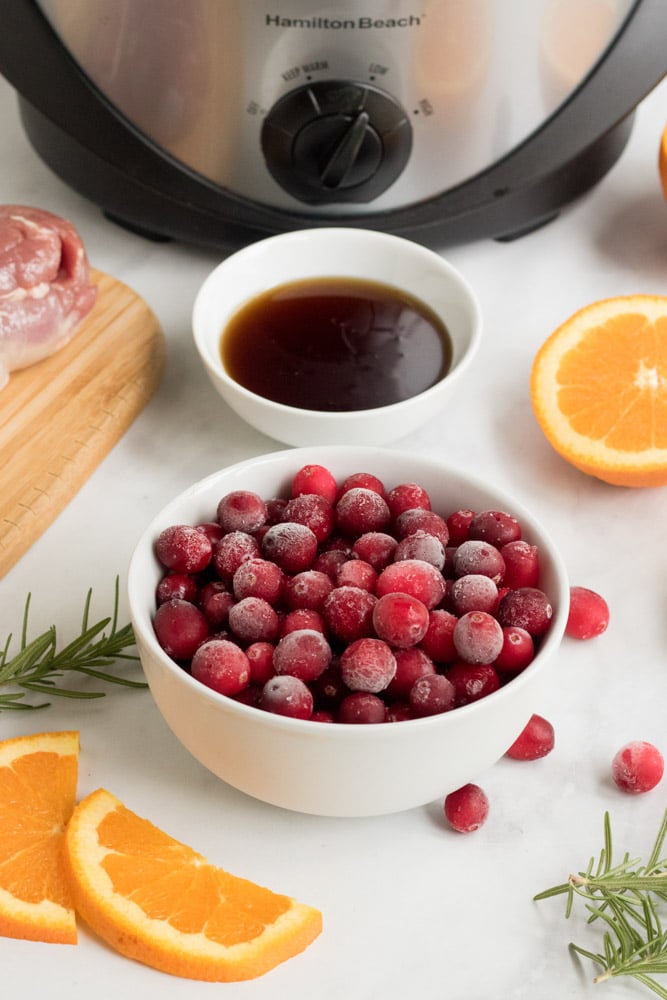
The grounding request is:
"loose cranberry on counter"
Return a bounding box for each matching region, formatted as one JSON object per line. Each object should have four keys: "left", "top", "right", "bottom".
{"left": 611, "top": 741, "right": 664, "bottom": 794}
{"left": 566, "top": 586, "right": 610, "bottom": 639}
{"left": 444, "top": 784, "right": 489, "bottom": 833}
{"left": 505, "top": 714, "right": 555, "bottom": 760}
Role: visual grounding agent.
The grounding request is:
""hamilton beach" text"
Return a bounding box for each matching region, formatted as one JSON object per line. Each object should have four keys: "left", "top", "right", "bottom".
{"left": 265, "top": 15, "right": 421, "bottom": 30}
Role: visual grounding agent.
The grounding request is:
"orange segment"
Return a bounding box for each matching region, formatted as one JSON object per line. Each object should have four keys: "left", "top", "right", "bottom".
{"left": 530, "top": 296, "right": 667, "bottom": 487}
{"left": 63, "top": 788, "right": 322, "bottom": 981}
{"left": 0, "top": 730, "right": 79, "bottom": 944}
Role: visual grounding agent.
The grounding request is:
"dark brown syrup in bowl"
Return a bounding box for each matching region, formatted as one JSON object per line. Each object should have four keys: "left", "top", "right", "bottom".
{"left": 220, "top": 277, "right": 452, "bottom": 412}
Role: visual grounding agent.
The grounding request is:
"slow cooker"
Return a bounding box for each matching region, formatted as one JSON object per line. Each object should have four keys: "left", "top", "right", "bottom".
{"left": 1, "top": 0, "right": 665, "bottom": 250}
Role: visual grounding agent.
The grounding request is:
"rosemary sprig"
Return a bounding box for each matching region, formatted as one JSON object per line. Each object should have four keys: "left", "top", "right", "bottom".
{"left": 535, "top": 808, "right": 667, "bottom": 997}
{"left": 0, "top": 578, "right": 146, "bottom": 710}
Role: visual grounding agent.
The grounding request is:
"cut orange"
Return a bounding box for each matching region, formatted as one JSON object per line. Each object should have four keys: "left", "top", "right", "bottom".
{"left": 660, "top": 124, "right": 667, "bottom": 200}
{"left": 530, "top": 296, "right": 667, "bottom": 487}
{"left": 63, "top": 788, "right": 322, "bottom": 981}
{"left": 0, "top": 730, "right": 79, "bottom": 943}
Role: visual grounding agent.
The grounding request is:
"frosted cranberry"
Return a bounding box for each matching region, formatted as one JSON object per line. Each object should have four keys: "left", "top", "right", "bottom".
{"left": 320, "top": 535, "right": 355, "bottom": 556}
{"left": 352, "top": 532, "right": 398, "bottom": 570}
{"left": 201, "top": 589, "right": 235, "bottom": 628}
{"left": 284, "top": 570, "right": 333, "bottom": 611}
{"left": 385, "top": 647, "right": 436, "bottom": 700}
{"left": 338, "top": 471, "right": 386, "bottom": 498}
{"left": 213, "top": 531, "right": 260, "bottom": 581}
{"left": 198, "top": 580, "right": 228, "bottom": 605}
{"left": 216, "top": 490, "right": 267, "bottom": 533}
{"left": 497, "top": 587, "right": 553, "bottom": 637}
{"left": 338, "top": 692, "right": 387, "bottom": 724}
{"left": 453, "top": 611, "right": 504, "bottom": 664}
{"left": 281, "top": 608, "right": 326, "bottom": 635}
{"left": 323, "top": 585, "right": 377, "bottom": 642}
{"left": 153, "top": 599, "right": 209, "bottom": 660}
{"left": 447, "top": 662, "right": 500, "bottom": 706}
{"left": 450, "top": 574, "right": 498, "bottom": 615}
{"left": 336, "top": 558, "right": 377, "bottom": 592}
{"left": 506, "top": 714, "right": 555, "bottom": 760}
{"left": 261, "top": 675, "right": 313, "bottom": 719}
{"left": 372, "top": 592, "right": 430, "bottom": 648}
{"left": 419, "top": 609, "right": 458, "bottom": 664}
{"left": 446, "top": 509, "right": 475, "bottom": 546}
{"left": 566, "top": 586, "right": 609, "bottom": 639}
{"left": 196, "top": 521, "right": 224, "bottom": 545}
{"left": 395, "top": 508, "right": 449, "bottom": 546}
{"left": 335, "top": 487, "right": 391, "bottom": 536}
{"left": 273, "top": 629, "right": 332, "bottom": 682}
{"left": 500, "top": 540, "right": 540, "bottom": 589}
{"left": 311, "top": 710, "right": 335, "bottom": 723}
{"left": 611, "top": 741, "right": 664, "bottom": 793}
{"left": 376, "top": 559, "right": 446, "bottom": 610}
{"left": 291, "top": 463, "right": 338, "bottom": 504}
{"left": 312, "top": 549, "right": 351, "bottom": 581}
{"left": 265, "top": 497, "right": 288, "bottom": 524}
{"left": 394, "top": 531, "right": 445, "bottom": 571}
{"left": 452, "top": 540, "right": 505, "bottom": 583}
{"left": 494, "top": 626, "right": 535, "bottom": 673}
{"left": 232, "top": 558, "right": 284, "bottom": 604}
{"left": 261, "top": 522, "right": 318, "bottom": 573}
{"left": 156, "top": 573, "right": 198, "bottom": 605}
{"left": 155, "top": 524, "right": 212, "bottom": 574}
{"left": 340, "top": 638, "right": 396, "bottom": 693}
{"left": 191, "top": 639, "right": 250, "bottom": 696}
{"left": 444, "top": 784, "right": 489, "bottom": 833}
{"left": 409, "top": 673, "right": 455, "bottom": 717}
{"left": 386, "top": 482, "right": 432, "bottom": 518}
{"left": 245, "top": 641, "right": 275, "bottom": 685}
{"left": 469, "top": 510, "right": 521, "bottom": 547}
{"left": 282, "top": 493, "right": 335, "bottom": 543}
{"left": 228, "top": 596, "right": 280, "bottom": 643}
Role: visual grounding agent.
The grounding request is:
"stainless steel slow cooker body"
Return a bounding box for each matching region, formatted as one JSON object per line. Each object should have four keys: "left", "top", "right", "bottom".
{"left": 0, "top": 0, "right": 665, "bottom": 249}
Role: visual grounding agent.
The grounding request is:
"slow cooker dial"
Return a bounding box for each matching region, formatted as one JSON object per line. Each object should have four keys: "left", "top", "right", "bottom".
{"left": 260, "top": 80, "right": 412, "bottom": 204}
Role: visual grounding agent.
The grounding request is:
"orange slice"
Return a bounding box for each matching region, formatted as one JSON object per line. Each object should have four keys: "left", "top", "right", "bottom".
{"left": 63, "top": 788, "right": 322, "bottom": 981}
{"left": 530, "top": 295, "right": 667, "bottom": 487}
{"left": 0, "top": 730, "right": 79, "bottom": 943}
{"left": 659, "top": 124, "right": 667, "bottom": 200}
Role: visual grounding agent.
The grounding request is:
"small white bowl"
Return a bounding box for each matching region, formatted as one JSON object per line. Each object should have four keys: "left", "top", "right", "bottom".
{"left": 192, "top": 228, "right": 481, "bottom": 447}
{"left": 128, "top": 446, "right": 569, "bottom": 817}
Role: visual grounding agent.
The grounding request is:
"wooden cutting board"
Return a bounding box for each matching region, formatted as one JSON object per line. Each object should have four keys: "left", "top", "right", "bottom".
{"left": 0, "top": 269, "right": 166, "bottom": 578}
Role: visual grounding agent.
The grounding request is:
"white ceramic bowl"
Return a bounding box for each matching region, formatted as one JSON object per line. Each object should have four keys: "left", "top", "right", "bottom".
{"left": 192, "top": 228, "right": 481, "bottom": 447}
{"left": 128, "top": 446, "right": 569, "bottom": 817}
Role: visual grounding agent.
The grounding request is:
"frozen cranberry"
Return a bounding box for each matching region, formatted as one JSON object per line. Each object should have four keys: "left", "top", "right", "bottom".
{"left": 386, "top": 702, "right": 414, "bottom": 722}
{"left": 335, "top": 487, "right": 391, "bottom": 536}
{"left": 323, "top": 585, "right": 377, "bottom": 643}
{"left": 311, "top": 710, "right": 336, "bottom": 723}
{"left": 311, "top": 661, "right": 346, "bottom": 709}
{"left": 395, "top": 508, "right": 449, "bottom": 546}
{"left": 419, "top": 609, "right": 458, "bottom": 664}
{"left": 385, "top": 647, "right": 436, "bottom": 700}
{"left": 337, "top": 692, "right": 387, "bottom": 724}
{"left": 497, "top": 587, "right": 553, "bottom": 637}
{"left": 261, "top": 522, "right": 318, "bottom": 573}
{"left": 261, "top": 675, "right": 313, "bottom": 720}
{"left": 386, "top": 482, "right": 432, "bottom": 518}
{"left": 452, "top": 540, "right": 505, "bottom": 583}
{"left": 153, "top": 599, "right": 209, "bottom": 660}
{"left": 228, "top": 596, "right": 280, "bottom": 643}
{"left": 444, "top": 784, "right": 489, "bottom": 833}
{"left": 155, "top": 524, "right": 212, "bottom": 574}
{"left": 233, "top": 684, "right": 262, "bottom": 708}
{"left": 336, "top": 558, "right": 377, "bottom": 592}
{"left": 312, "top": 549, "right": 351, "bottom": 581}
{"left": 445, "top": 509, "right": 475, "bottom": 546}
{"left": 216, "top": 490, "right": 267, "bottom": 533}
{"left": 352, "top": 532, "right": 398, "bottom": 570}
{"left": 376, "top": 559, "right": 446, "bottom": 610}
{"left": 338, "top": 472, "right": 386, "bottom": 498}
{"left": 156, "top": 573, "right": 198, "bottom": 605}
{"left": 213, "top": 531, "right": 260, "bottom": 581}
{"left": 394, "top": 531, "right": 445, "bottom": 571}
{"left": 245, "top": 641, "right": 275, "bottom": 686}
{"left": 450, "top": 574, "right": 498, "bottom": 615}
{"left": 291, "top": 464, "right": 338, "bottom": 504}
{"left": 494, "top": 626, "right": 535, "bottom": 673}
{"left": 500, "top": 540, "right": 540, "bottom": 589}
{"left": 283, "top": 570, "right": 333, "bottom": 611}
{"left": 372, "top": 592, "right": 430, "bottom": 648}
{"left": 190, "top": 639, "right": 250, "bottom": 697}
{"left": 409, "top": 673, "right": 455, "bottom": 717}
{"left": 340, "top": 638, "right": 396, "bottom": 693}
{"left": 273, "top": 629, "right": 332, "bottom": 682}
{"left": 320, "top": 535, "right": 355, "bottom": 557}
{"left": 232, "top": 557, "right": 284, "bottom": 604}
{"left": 281, "top": 608, "right": 326, "bottom": 635}
{"left": 201, "top": 589, "right": 235, "bottom": 628}
{"left": 453, "top": 611, "right": 504, "bottom": 664}
{"left": 447, "top": 662, "right": 500, "bottom": 706}
{"left": 506, "top": 714, "right": 555, "bottom": 760}
{"left": 611, "top": 741, "right": 664, "bottom": 794}
{"left": 469, "top": 510, "right": 521, "bottom": 547}
{"left": 265, "top": 497, "right": 288, "bottom": 524}
{"left": 282, "top": 493, "right": 335, "bottom": 543}
{"left": 566, "top": 586, "right": 609, "bottom": 640}
{"left": 196, "top": 521, "right": 224, "bottom": 545}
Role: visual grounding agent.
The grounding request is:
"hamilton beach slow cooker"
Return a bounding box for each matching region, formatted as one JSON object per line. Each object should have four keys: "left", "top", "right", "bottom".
{"left": 0, "top": 0, "right": 665, "bottom": 249}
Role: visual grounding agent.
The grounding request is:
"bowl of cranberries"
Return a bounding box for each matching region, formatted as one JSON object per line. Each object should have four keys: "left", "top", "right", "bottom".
{"left": 128, "top": 446, "right": 569, "bottom": 817}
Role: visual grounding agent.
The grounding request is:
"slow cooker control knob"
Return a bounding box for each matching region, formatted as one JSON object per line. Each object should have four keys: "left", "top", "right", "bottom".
{"left": 261, "top": 80, "right": 412, "bottom": 204}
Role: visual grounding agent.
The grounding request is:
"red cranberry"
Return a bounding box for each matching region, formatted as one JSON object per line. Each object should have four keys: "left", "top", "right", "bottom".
{"left": 446, "top": 662, "right": 500, "bottom": 706}
{"left": 273, "top": 628, "right": 332, "bottom": 682}
{"left": 506, "top": 714, "right": 555, "bottom": 760}
{"left": 155, "top": 524, "right": 212, "bottom": 574}
{"left": 453, "top": 611, "right": 504, "bottom": 664}
{"left": 281, "top": 608, "right": 326, "bottom": 635}
{"left": 260, "top": 675, "right": 313, "bottom": 719}
{"left": 338, "top": 472, "right": 387, "bottom": 498}
{"left": 444, "top": 784, "right": 489, "bottom": 833}
{"left": 335, "top": 487, "right": 391, "bottom": 536}
{"left": 281, "top": 493, "right": 335, "bottom": 543}
{"left": 497, "top": 587, "right": 553, "bottom": 637}
{"left": 228, "top": 596, "right": 280, "bottom": 643}
{"left": 291, "top": 464, "right": 338, "bottom": 504}
{"left": 153, "top": 599, "right": 209, "bottom": 660}
{"left": 201, "top": 589, "right": 235, "bottom": 628}
{"left": 156, "top": 573, "right": 198, "bottom": 605}
{"left": 394, "top": 531, "right": 445, "bottom": 571}
{"left": 245, "top": 641, "right": 275, "bottom": 685}
{"left": 469, "top": 510, "right": 521, "bottom": 547}
{"left": 372, "top": 592, "right": 430, "bottom": 648}
{"left": 337, "top": 692, "right": 387, "bottom": 724}
{"left": 336, "top": 558, "right": 377, "bottom": 592}
{"left": 386, "top": 482, "right": 432, "bottom": 518}
{"left": 213, "top": 531, "right": 260, "bottom": 581}
{"left": 452, "top": 540, "right": 505, "bottom": 583}
{"left": 445, "top": 509, "right": 475, "bottom": 546}
{"left": 283, "top": 570, "right": 334, "bottom": 611}
{"left": 385, "top": 647, "right": 436, "bottom": 700}
{"left": 190, "top": 639, "right": 250, "bottom": 697}
{"left": 232, "top": 557, "right": 284, "bottom": 604}
{"left": 311, "top": 710, "right": 336, "bottom": 723}
{"left": 386, "top": 702, "right": 414, "bottom": 722}
{"left": 340, "top": 638, "right": 396, "bottom": 693}
{"left": 395, "top": 508, "right": 449, "bottom": 546}
{"left": 450, "top": 574, "right": 498, "bottom": 615}
{"left": 376, "top": 559, "right": 446, "bottom": 610}
{"left": 261, "top": 522, "right": 318, "bottom": 573}
{"left": 500, "top": 540, "right": 540, "bottom": 589}
{"left": 409, "top": 673, "right": 455, "bottom": 717}
{"left": 352, "top": 532, "right": 398, "bottom": 570}
{"left": 419, "top": 609, "right": 458, "bottom": 664}
{"left": 323, "top": 585, "right": 377, "bottom": 643}
{"left": 216, "top": 490, "right": 267, "bottom": 533}
{"left": 311, "top": 661, "right": 346, "bottom": 709}
{"left": 566, "top": 586, "right": 609, "bottom": 639}
{"left": 611, "top": 741, "right": 664, "bottom": 793}
{"left": 312, "top": 548, "right": 351, "bottom": 581}
{"left": 265, "top": 497, "right": 288, "bottom": 524}
{"left": 196, "top": 521, "right": 224, "bottom": 545}
{"left": 494, "top": 626, "right": 535, "bottom": 673}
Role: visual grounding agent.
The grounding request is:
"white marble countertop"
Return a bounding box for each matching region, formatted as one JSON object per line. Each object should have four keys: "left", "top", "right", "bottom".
{"left": 1, "top": 68, "right": 667, "bottom": 1000}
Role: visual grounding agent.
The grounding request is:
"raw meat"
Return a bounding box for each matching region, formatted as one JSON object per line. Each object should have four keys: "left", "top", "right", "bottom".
{"left": 0, "top": 205, "right": 97, "bottom": 389}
